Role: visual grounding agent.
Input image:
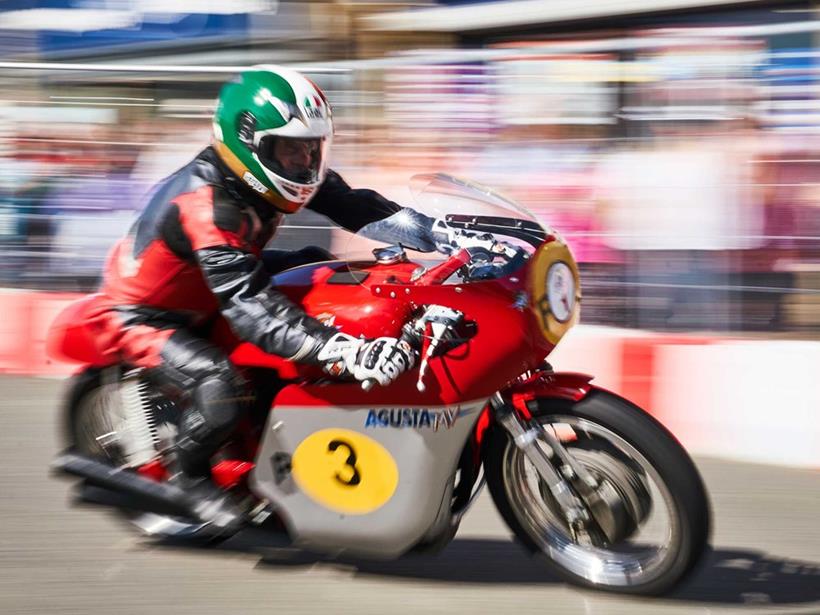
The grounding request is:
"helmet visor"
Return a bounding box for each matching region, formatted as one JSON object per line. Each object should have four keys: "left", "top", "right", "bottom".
{"left": 257, "top": 135, "right": 324, "bottom": 185}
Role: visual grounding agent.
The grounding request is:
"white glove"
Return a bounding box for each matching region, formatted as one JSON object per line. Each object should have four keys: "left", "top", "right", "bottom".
{"left": 316, "top": 332, "right": 364, "bottom": 378}
{"left": 317, "top": 333, "right": 416, "bottom": 387}
{"left": 352, "top": 337, "right": 416, "bottom": 387}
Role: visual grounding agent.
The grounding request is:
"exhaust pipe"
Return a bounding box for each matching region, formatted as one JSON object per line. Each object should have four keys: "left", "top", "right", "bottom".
{"left": 52, "top": 451, "right": 194, "bottom": 519}
{"left": 74, "top": 483, "right": 197, "bottom": 519}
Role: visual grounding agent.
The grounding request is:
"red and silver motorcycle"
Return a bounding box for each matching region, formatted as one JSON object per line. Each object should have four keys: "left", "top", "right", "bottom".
{"left": 49, "top": 174, "right": 710, "bottom": 595}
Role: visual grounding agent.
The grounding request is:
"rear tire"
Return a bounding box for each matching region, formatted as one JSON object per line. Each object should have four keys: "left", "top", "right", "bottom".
{"left": 484, "top": 389, "right": 710, "bottom": 595}
{"left": 61, "top": 366, "right": 216, "bottom": 539}
{"left": 64, "top": 367, "right": 124, "bottom": 462}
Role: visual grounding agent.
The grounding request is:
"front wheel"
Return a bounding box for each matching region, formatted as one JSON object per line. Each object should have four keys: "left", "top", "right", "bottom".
{"left": 484, "top": 389, "right": 710, "bottom": 595}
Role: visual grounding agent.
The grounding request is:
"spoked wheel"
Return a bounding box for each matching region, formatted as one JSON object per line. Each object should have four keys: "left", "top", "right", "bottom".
{"left": 65, "top": 367, "right": 210, "bottom": 538}
{"left": 484, "top": 390, "right": 710, "bottom": 596}
{"left": 534, "top": 436, "right": 652, "bottom": 547}
{"left": 69, "top": 368, "right": 131, "bottom": 466}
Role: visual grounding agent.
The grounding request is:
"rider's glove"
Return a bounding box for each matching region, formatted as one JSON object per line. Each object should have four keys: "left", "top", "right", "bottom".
{"left": 431, "top": 218, "right": 498, "bottom": 255}
{"left": 316, "top": 332, "right": 364, "bottom": 378}
{"left": 351, "top": 337, "right": 416, "bottom": 387}
{"left": 317, "top": 332, "right": 416, "bottom": 387}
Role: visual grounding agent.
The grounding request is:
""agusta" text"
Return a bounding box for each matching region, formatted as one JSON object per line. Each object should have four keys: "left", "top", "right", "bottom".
{"left": 364, "top": 408, "right": 462, "bottom": 431}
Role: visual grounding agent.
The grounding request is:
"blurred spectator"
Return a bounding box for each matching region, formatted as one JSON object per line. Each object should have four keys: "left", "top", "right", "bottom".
{"left": 130, "top": 117, "right": 212, "bottom": 188}
{"left": 0, "top": 137, "right": 59, "bottom": 287}
{"left": 46, "top": 126, "right": 142, "bottom": 291}
{"left": 594, "top": 117, "right": 765, "bottom": 330}
{"left": 722, "top": 119, "right": 798, "bottom": 330}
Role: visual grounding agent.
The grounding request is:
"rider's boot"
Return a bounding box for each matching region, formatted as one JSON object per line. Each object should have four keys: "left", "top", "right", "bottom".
{"left": 170, "top": 431, "right": 244, "bottom": 533}
{"left": 168, "top": 399, "right": 244, "bottom": 533}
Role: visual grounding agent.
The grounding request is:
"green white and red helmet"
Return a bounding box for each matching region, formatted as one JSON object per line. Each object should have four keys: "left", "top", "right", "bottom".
{"left": 212, "top": 65, "right": 333, "bottom": 213}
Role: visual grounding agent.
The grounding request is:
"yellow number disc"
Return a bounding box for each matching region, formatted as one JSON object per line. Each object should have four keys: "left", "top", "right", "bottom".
{"left": 291, "top": 428, "right": 399, "bottom": 515}
{"left": 528, "top": 239, "right": 582, "bottom": 344}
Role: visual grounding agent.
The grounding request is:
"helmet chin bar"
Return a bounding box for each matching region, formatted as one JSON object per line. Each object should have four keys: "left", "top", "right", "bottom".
{"left": 251, "top": 149, "right": 326, "bottom": 207}
{"left": 212, "top": 140, "right": 304, "bottom": 213}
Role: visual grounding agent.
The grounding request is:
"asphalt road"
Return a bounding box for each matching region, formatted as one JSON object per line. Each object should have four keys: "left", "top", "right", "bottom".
{"left": 1, "top": 376, "right": 818, "bottom": 615}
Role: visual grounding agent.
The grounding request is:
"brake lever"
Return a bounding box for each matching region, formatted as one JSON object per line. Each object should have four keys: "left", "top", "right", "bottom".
{"left": 407, "top": 305, "right": 466, "bottom": 392}
{"left": 416, "top": 321, "right": 450, "bottom": 392}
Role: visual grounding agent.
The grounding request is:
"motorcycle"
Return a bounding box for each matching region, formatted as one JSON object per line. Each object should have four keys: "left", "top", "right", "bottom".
{"left": 48, "top": 173, "right": 710, "bottom": 596}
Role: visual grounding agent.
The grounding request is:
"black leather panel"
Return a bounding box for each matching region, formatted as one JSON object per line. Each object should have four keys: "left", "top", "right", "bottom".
{"left": 196, "top": 246, "right": 335, "bottom": 362}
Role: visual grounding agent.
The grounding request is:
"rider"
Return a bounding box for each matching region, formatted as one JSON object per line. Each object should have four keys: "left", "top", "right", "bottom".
{"left": 91, "top": 65, "right": 481, "bottom": 531}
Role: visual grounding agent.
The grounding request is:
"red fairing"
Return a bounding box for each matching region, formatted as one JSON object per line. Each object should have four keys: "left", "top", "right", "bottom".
{"left": 503, "top": 370, "right": 595, "bottom": 419}
{"left": 243, "top": 259, "right": 557, "bottom": 407}
{"left": 46, "top": 294, "right": 115, "bottom": 366}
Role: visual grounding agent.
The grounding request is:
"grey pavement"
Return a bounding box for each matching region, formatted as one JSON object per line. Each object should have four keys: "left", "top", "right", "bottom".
{"left": 1, "top": 376, "right": 818, "bottom": 615}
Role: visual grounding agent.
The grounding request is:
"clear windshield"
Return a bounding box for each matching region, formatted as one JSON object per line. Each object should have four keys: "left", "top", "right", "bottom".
{"left": 344, "top": 173, "right": 549, "bottom": 282}
{"left": 409, "top": 173, "right": 540, "bottom": 222}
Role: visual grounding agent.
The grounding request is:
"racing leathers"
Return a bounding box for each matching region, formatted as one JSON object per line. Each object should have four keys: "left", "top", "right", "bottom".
{"left": 90, "top": 146, "right": 423, "bottom": 527}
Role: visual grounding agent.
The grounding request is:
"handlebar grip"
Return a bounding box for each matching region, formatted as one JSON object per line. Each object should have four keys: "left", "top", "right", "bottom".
{"left": 400, "top": 324, "right": 424, "bottom": 352}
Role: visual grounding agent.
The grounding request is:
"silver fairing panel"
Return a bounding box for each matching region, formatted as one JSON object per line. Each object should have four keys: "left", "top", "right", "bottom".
{"left": 249, "top": 399, "right": 486, "bottom": 558}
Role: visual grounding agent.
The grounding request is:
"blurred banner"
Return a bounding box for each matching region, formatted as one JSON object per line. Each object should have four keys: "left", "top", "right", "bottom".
{"left": 2, "top": 1, "right": 258, "bottom": 55}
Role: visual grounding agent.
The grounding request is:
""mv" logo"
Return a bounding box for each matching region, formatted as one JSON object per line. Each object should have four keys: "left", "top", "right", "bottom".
{"left": 434, "top": 408, "right": 460, "bottom": 432}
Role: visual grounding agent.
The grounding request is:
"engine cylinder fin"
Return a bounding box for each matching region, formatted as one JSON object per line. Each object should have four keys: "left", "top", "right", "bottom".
{"left": 120, "top": 373, "right": 161, "bottom": 467}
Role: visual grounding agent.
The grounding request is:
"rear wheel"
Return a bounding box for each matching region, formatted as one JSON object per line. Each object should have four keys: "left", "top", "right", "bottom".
{"left": 484, "top": 389, "right": 710, "bottom": 595}
{"left": 63, "top": 367, "right": 211, "bottom": 538}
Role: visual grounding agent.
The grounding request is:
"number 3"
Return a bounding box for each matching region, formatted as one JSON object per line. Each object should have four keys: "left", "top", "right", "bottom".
{"left": 328, "top": 439, "right": 362, "bottom": 486}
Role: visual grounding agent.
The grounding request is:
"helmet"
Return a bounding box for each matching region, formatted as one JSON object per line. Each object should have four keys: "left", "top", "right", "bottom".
{"left": 212, "top": 65, "right": 333, "bottom": 213}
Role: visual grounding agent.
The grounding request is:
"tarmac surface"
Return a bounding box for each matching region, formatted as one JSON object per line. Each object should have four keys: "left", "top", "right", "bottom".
{"left": 1, "top": 375, "right": 818, "bottom": 615}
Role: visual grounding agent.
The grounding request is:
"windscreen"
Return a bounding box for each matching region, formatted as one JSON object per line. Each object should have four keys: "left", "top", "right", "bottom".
{"left": 343, "top": 173, "right": 549, "bottom": 280}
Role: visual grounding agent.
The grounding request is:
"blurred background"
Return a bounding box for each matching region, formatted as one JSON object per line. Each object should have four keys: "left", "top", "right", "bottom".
{"left": 2, "top": 0, "right": 820, "bottom": 334}
{"left": 1, "top": 3, "right": 819, "bottom": 614}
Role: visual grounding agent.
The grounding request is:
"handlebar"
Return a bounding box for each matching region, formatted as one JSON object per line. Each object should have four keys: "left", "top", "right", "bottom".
{"left": 412, "top": 248, "right": 472, "bottom": 285}
{"left": 411, "top": 242, "right": 526, "bottom": 287}
{"left": 360, "top": 305, "right": 468, "bottom": 392}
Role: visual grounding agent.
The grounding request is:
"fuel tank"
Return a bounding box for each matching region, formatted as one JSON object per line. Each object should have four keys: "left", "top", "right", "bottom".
{"left": 270, "top": 260, "right": 417, "bottom": 339}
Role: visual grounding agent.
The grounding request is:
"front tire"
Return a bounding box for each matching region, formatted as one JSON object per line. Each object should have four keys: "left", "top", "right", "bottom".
{"left": 484, "top": 389, "right": 710, "bottom": 595}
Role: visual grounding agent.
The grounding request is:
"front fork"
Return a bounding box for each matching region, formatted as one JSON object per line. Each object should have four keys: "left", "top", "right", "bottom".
{"left": 490, "top": 392, "right": 622, "bottom": 544}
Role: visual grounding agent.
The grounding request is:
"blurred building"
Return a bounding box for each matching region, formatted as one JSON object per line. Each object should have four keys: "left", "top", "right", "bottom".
{"left": 1, "top": 0, "right": 819, "bottom": 332}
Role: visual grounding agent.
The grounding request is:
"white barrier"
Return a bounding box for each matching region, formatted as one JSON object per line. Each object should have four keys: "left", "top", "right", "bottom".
{"left": 654, "top": 341, "right": 820, "bottom": 468}
{"left": 552, "top": 326, "right": 820, "bottom": 469}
